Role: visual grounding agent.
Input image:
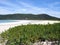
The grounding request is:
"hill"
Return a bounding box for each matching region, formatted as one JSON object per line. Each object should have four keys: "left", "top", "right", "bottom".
{"left": 0, "top": 14, "right": 60, "bottom": 20}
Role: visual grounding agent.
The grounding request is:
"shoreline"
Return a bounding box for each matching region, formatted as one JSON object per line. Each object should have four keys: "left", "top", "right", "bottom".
{"left": 0, "top": 20, "right": 60, "bottom": 33}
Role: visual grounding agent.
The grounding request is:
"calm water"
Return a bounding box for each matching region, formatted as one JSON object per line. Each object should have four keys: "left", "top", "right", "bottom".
{"left": 0, "top": 20, "right": 18, "bottom": 23}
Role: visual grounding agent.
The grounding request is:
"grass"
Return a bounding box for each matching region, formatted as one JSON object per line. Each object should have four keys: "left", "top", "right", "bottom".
{"left": 0, "top": 23, "right": 60, "bottom": 45}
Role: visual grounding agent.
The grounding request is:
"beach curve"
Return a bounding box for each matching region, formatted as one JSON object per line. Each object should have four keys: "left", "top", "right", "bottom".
{"left": 0, "top": 20, "right": 60, "bottom": 33}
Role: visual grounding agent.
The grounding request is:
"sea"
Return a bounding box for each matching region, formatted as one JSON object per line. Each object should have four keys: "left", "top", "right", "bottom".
{"left": 0, "top": 20, "right": 19, "bottom": 23}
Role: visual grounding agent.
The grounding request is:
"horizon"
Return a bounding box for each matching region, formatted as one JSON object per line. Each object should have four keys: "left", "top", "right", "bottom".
{"left": 0, "top": 0, "right": 60, "bottom": 18}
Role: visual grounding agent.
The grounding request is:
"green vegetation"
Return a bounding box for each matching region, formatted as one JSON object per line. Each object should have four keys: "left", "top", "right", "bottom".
{"left": 0, "top": 14, "right": 60, "bottom": 20}
{"left": 0, "top": 23, "right": 60, "bottom": 45}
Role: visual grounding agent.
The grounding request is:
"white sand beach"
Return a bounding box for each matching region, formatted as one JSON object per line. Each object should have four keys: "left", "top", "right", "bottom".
{"left": 0, "top": 20, "right": 60, "bottom": 33}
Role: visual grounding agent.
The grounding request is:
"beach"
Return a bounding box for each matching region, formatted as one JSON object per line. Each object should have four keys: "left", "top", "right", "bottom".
{"left": 0, "top": 20, "right": 60, "bottom": 33}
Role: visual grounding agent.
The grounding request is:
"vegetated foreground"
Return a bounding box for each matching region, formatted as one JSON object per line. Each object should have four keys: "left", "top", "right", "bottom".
{"left": 0, "top": 23, "right": 60, "bottom": 45}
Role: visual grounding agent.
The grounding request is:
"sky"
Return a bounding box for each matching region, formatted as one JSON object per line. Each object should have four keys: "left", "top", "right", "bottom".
{"left": 0, "top": 0, "right": 60, "bottom": 18}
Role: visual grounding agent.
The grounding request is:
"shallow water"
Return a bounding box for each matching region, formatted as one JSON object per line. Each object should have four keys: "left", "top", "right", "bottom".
{"left": 0, "top": 20, "right": 19, "bottom": 23}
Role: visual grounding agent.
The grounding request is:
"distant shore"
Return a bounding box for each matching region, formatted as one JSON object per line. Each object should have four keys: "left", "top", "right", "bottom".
{"left": 0, "top": 20, "right": 60, "bottom": 33}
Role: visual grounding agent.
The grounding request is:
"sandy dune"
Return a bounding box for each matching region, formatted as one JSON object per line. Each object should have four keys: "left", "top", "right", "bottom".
{"left": 0, "top": 20, "right": 60, "bottom": 33}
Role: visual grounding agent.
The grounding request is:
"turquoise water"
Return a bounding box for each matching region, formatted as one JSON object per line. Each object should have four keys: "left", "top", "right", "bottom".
{"left": 0, "top": 20, "right": 18, "bottom": 23}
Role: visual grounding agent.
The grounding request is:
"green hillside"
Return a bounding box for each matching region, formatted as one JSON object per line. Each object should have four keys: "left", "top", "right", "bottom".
{"left": 0, "top": 14, "right": 60, "bottom": 20}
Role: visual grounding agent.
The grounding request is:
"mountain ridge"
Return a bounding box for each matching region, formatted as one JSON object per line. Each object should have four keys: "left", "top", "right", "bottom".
{"left": 0, "top": 14, "right": 60, "bottom": 20}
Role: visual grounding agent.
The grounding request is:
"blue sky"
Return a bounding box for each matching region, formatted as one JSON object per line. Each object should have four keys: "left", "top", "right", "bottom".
{"left": 0, "top": 0, "right": 60, "bottom": 18}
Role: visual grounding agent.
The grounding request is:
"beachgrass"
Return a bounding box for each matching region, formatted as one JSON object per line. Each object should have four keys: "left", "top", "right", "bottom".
{"left": 0, "top": 22, "right": 60, "bottom": 45}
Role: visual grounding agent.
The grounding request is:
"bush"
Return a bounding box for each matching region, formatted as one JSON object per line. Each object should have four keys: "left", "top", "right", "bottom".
{"left": 0, "top": 23, "right": 60, "bottom": 45}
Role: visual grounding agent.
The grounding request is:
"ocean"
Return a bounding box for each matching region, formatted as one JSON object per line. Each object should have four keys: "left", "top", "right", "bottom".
{"left": 0, "top": 20, "right": 19, "bottom": 23}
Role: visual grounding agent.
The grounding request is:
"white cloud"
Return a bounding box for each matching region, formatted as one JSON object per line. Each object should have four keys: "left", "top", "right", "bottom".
{"left": 47, "top": 11, "right": 60, "bottom": 17}
{"left": 0, "top": 0, "right": 21, "bottom": 8}
{"left": 52, "top": 2, "right": 60, "bottom": 5}
{"left": 0, "top": 1, "right": 60, "bottom": 18}
{"left": 19, "top": 2, "right": 49, "bottom": 13}
{"left": 48, "top": 2, "right": 60, "bottom": 9}
{"left": 20, "top": 1, "right": 43, "bottom": 10}
{"left": 0, "top": 7, "right": 13, "bottom": 14}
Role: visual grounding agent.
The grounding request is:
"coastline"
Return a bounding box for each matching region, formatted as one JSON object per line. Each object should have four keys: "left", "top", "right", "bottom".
{"left": 0, "top": 20, "right": 60, "bottom": 33}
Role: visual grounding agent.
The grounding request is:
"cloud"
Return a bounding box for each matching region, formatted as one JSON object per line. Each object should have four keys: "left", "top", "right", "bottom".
{"left": 48, "top": 2, "right": 60, "bottom": 10}
{"left": 0, "top": 7, "right": 13, "bottom": 14}
{"left": 52, "top": 2, "right": 60, "bottom": 6}
{"left": 0, "top": 0, "right": 27, "bottom": 14}
{"left": 0, "top": 0, "right": 21, "bottom": 8}
{"left": 19, "top": 2, "right": 48, "bottom": 13}
{"left": 0, "top": 0, "right": 60, "bottom": 18}
{"left": 20, "top": 1, "right": 42, "bottom": 10}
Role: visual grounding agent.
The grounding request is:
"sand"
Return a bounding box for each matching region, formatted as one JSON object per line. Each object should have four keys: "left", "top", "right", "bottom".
{"left": 0, "top": 20, "right": 60, "bottom": 33}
